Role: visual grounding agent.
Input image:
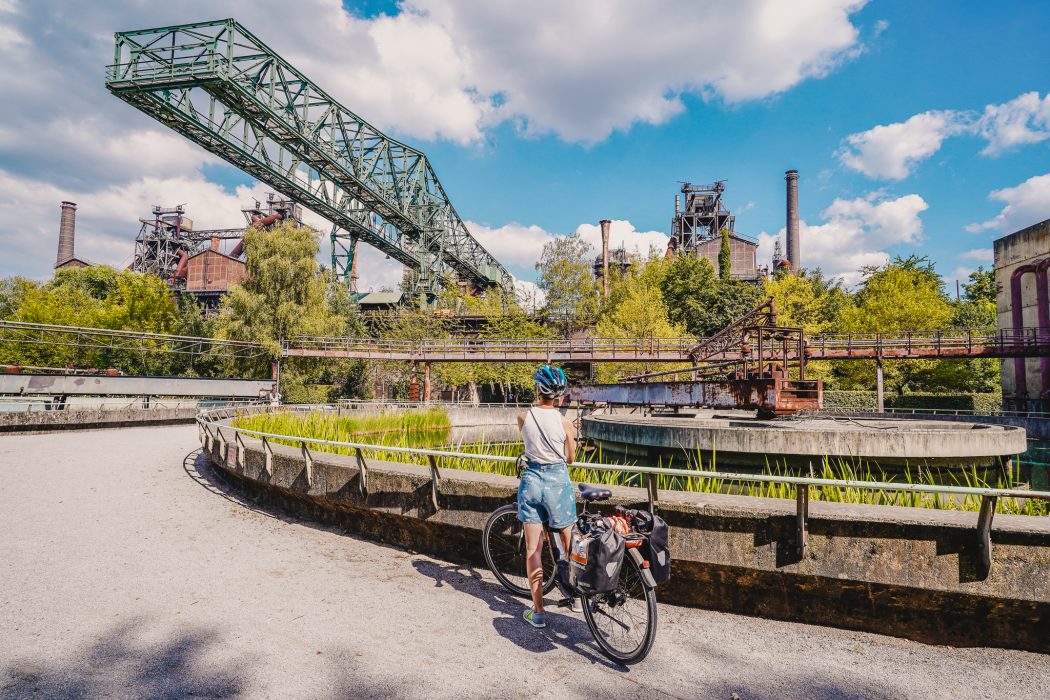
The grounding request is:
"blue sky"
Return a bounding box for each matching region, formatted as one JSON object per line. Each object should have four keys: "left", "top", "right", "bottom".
{"left": 0, "top": 0, "right": 1048, "bottom": 294}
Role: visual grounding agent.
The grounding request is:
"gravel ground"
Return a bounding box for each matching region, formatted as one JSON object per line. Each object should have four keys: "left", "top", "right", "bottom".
{"left": 0, "top": 425, "right": 1045, "bottom": 699}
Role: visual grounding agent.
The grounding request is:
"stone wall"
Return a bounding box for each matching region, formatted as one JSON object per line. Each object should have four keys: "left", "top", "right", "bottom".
{"left": 203, "top": 423, "right": 1050, "bottom": 653}
{"left": 0, "top": 407, "right": 197, "bottom": 432}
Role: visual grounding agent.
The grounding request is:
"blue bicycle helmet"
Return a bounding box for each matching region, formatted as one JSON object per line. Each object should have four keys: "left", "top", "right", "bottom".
{"left": 534, "top": 364, "right": 567, "bottom": 398}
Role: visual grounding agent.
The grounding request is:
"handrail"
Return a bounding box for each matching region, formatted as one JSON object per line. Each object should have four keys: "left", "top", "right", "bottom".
{"left": 198, "top": 405, "right": 1050, "bottom": 570}
{"left": 197, "top": 407, "right": 1049, "bottom": 503}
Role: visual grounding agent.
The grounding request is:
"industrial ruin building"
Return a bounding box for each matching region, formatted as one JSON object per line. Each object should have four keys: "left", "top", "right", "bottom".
{"left": 994, "top": 217, "right": 1050, "bottom": 411}
{"left": 184, "top": 237, "right": 249, "bottom": 313}
{"left": 129, "top": 194, "right": 304, "bottom": 312}
{"left": 667, "top": 182, "right": 762, "bottom": 281}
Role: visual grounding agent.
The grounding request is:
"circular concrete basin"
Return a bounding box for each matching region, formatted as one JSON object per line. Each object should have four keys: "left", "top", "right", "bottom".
{"left": 582, "top": 413, "right": 1028, "bottom": 469}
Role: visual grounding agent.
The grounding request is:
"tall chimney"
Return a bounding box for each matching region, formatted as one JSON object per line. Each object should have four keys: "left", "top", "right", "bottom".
{"left": 599, "top": 219, "right": 611, "bottom": 299}
{"left": 56, "top": 201, "right": 76, "bottom": 267}
{"left": 785, "top": 170, "right": 800, "bottom": 272}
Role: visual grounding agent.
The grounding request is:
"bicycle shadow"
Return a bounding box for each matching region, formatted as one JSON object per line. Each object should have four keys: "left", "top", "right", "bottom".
{"left": 411, "top": 559, "right": 628, "bottom": 671}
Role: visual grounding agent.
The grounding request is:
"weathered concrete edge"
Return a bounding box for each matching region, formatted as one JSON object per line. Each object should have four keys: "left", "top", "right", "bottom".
{"left": 0, "top": 407, "right": 198, "bottom": 433}
{"left": 202, "top": 425, "right": 1050, "bottom": 654}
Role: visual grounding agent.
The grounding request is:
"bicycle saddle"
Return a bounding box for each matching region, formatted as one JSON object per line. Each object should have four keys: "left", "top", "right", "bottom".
{"left": 578, "top": 483, "right": 612, "bottom": 501}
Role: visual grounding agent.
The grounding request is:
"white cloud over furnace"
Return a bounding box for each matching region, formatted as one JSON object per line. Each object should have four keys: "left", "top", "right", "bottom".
{"left": 966, "top": 173, "right": 1050, "bottom": 234}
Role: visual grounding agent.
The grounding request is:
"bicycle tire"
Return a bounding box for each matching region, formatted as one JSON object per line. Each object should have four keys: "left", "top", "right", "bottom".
{"left": 581, "top": 553, "right": 657, "bottom": 665}
{"left": 482, "top": 504, "right": 557, "bottom": 598}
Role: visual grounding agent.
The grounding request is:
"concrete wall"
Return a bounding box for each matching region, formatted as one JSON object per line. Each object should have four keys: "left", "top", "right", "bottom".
{"left": 994, "top": 218, "right": 1050, "bottom": 407}
{"left": 203, "top": 423, "right": 1050, "bottom": 653}
{"left": 1, "top": 407, "right": 197, "bottom": 432}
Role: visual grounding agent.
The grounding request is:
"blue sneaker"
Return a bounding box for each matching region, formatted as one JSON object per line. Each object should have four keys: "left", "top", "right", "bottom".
{"left": 523, "top": 607, "right": 546, "bottom": 628}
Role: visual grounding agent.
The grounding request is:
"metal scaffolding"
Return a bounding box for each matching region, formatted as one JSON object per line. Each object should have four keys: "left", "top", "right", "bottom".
{"left": 106, "top": 18, "right": 511, "bottom": 300}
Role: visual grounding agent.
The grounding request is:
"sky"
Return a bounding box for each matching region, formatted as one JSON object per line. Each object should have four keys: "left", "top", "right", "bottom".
{"left": 0, "top": 0, "right": 1048, "bottom": 299}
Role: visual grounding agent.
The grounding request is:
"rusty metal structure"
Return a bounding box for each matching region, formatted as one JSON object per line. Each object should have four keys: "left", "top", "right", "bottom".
{"left": 668, "top": 181, "right": 762, "bottom": 280}
{"left": 131, "top": 195, "right": 302, "bottom": 291}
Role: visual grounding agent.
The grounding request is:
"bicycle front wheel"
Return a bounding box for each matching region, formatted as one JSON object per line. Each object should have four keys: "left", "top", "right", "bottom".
{"left": 482, "top": 504, "right": 557, "bottom": 598}
{"left": 581, "top": 553, "right": 657, "bottom": 664}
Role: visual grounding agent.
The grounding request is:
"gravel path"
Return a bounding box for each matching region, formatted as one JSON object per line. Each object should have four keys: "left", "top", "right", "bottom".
{"left": 0, "top": 425, "right": 1045, "bottom": 699}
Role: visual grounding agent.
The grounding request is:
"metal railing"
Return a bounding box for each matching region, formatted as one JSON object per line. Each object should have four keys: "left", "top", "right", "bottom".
{"left": 197, "top": 405, "right": 1050, "bottom": 574}
{"left": 0, "top": 396, "right": 263, "bottom": 413}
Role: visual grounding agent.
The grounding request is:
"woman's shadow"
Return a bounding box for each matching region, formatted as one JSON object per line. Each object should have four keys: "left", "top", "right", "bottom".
{"left": 412, "top": 559, "right": 628, "bottom": 671}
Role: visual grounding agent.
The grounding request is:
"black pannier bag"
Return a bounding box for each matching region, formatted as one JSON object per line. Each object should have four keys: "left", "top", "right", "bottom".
{"left": 632, "top": 510, "right": 671, "bottom": 584}
{"left": 569, "top": 524, "right": 625, "bottom": 595}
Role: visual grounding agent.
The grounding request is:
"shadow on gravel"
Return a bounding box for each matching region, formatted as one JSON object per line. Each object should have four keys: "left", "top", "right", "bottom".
{"left": 0, "top": 618, "right": 245, "bottom": 700}
{"left": 182, "top": 449, "right": 286, "bottom": 522}
{"left": 412, "top": 559, "right": 626, "bottom": 672}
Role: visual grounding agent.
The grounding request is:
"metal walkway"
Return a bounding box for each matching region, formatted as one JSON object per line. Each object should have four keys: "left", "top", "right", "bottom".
{"left": 281, "top": 328, "right": 1050, "bottom": 363}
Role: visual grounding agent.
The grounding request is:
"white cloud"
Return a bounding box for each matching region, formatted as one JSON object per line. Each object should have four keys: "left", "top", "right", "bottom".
{"left": 960, "top": 248, "right": 993, "bottom": 262}
{"left": 576, "top": 220, "right": 670, "bottom": 259}
{"left": 756, "top": 192, "right": 928, "bottom": 285}
{"left": 838, "top": 91, "right": 1050, "bottom": 179}
{"left": 0, "top": 0, "right": 869, "bottom": 285}
{"left": 977, "top": 91, "right": 1050, "bottom": 155}
{"left": 837, "top": 111, "right": 970, "bottom": 179}
{"left": 513, "top": 279, "right": 546, "bottom": 313}
{"left": 468, "top": 221, "right": 558, "bottom": 269}
{"left": 966, "top": 173, "right": 1050, "bottom": 234}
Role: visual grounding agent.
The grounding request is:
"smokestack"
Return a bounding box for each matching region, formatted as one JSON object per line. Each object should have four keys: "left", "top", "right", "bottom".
{"left": 785, "top": 170, "right": 800, "bottom": 272}
{"left": 599, "top": 219, "right": 611, "bottom": 299}
{"left": 56, "top": 201, "right": 76, "bottom": 267}
{"left": 674, "top": 194, "right": 680, "bottom": 215}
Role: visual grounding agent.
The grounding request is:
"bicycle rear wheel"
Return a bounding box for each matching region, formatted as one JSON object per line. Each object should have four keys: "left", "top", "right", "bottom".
{"left": 581, "top": 553, "right": 657, "bottom": 665}
{"left": 482, "top": 504, "right": 557, "bottom": 597}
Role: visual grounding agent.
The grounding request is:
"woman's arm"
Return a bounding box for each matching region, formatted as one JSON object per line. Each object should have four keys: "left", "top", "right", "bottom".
{"left": 562, "top": 418, "right": 577, "bottom": 464}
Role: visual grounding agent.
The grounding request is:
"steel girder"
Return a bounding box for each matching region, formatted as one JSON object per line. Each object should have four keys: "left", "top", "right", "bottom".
{"left": 105, "top": 18, "right": 510, "bottom": 298}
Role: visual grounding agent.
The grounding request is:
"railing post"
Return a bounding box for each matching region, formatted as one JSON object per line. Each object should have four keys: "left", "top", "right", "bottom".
{"left": 261, "top": 436, "right": 273, "bottom": 479}
{"left": 796, "top": 484, "right": 809, "bottom": 559}
{"left": 428, "top": 455, "right": 442, "bottom": 511}
{"left": 645, "top": 472, "right": 658, "bottom": 514}
{"left": 976, "top": 495, "right": 997, "bottom": 578}
{"left": 235, "top": 431, "right": 245, "bottom": 470}
{"left": 301, "top": 440, "right": 313, "bottom": 487}
{"left": 355, "top": 447, "right": 369, "bottom": 497}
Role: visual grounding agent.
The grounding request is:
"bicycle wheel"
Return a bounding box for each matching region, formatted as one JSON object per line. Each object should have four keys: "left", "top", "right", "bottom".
{"left": 581, "top": 553, "right": 657, "bottom": 664}
{"left": 482, "top": 504, "right": 557, "bottom": 597}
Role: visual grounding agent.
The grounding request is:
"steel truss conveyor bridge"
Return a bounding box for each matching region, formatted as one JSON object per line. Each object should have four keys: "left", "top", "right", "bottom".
{"left": 105, "top": 18, "right": 511, "bottom": 300}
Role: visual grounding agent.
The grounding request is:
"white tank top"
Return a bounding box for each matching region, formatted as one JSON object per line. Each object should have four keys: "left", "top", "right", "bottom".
{"left": 520, "top": 407, "right": 567, "bottom": 464}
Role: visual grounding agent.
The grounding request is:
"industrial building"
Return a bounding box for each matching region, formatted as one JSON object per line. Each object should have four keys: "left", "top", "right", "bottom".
{"left": 665, "top": 181, "right": 763, "bottom": 281}
{"left": 995, "top": 217, "right": 1050, "bottom": 411}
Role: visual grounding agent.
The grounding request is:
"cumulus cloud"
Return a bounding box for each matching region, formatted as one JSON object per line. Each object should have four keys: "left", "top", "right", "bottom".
{"left": 837, "top": 111, "right": 970, "bottom": 180}
{"left": 838, "top": 91, "right": 1050, "bottom": 179}
{"left": 960, "top": 248, "right": 993, "bottom": 262}
{"left": 0, "top": 0, "right": 869, "bottom": 284}
{"left": 756, "top": 192, "right": 928, "bottom": 286}
{"left": 977, "top": 91, "right": 1050, "bottom": 155}
{"left": 966, "top": 173, "right": 1050, "bottom": 234}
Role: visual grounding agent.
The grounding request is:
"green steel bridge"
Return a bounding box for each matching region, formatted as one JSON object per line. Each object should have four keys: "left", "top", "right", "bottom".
{"left": 105, "top": 18, "right": 511, "bottom": 300}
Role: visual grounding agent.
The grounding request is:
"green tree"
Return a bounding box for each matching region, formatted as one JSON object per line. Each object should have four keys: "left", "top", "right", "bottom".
{"left": 535, "top": 233, "right": 599, "bottom": 327}
{"left": 661, "top": 254, "right": 763, "bottom": 337}
{"left": 763, "top": 268, "right": 851, "bottom": 334}
{"left": 595, "top": 256, "right": 686, "bottom": 382}
{"left": 835, "top": 256, "right": 957, "bottom": 394}
{"left": 214, "top": 221, "right": 354, "bottom": 401}
{"left": 718, "top": 228, "right": 731, "bottom": 280}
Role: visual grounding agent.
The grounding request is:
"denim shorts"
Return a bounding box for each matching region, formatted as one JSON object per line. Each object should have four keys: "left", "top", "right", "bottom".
{"left": 517, "top": 460, "right": 577, "bottom": 530}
